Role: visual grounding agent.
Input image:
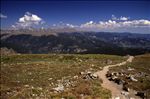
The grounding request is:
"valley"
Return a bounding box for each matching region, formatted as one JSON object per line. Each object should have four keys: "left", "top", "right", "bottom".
{"left": 1, "top": 30, "right": 150, "bottom": 55}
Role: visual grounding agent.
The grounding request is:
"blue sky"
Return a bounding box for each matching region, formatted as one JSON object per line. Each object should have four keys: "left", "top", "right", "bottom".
{"left": 1, "top": 0, "right": 150, "bottom": 33}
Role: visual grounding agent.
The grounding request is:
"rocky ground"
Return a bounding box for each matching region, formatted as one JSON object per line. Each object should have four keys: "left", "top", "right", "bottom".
{"left": 96, "top": 56, "right": 142, "bottom": 99}
{"left": 1, "top": 54, "right": 149, "bottom": 99}
{"left": 108, "top": 54, "right": 150, "bottom": 99}
{"left": 1, "top": 54, "right": 125, "bottom": 99}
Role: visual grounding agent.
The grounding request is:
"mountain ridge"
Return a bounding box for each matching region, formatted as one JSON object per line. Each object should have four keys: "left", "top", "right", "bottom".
{"left": 1, "top": 30, "right": 150, "bottom": 55}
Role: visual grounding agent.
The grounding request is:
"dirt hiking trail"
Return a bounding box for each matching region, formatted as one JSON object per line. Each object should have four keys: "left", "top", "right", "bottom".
{"left": 95, "top": 56, "right": 141, "bottom": 99}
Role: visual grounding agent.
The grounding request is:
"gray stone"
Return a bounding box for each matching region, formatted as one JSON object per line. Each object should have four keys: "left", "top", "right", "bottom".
{"left": 121, "top": 91, "right": 129, "bottom": 96}
{"left": 123, "top": 85, "right": 130, "bottom": 92}
{"left": 52, "top": 84, "right": 64, "bottom": 92}
{"left": 90, "top": 73, "right": 98, "bottom": 79}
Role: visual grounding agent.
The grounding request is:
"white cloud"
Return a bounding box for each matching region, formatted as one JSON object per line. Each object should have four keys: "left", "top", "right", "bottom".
{"left": 0, "top": 13, "right": 7, "bottom": 19}
{"left": 79, "top": 19, "right": 150, "bottom": 33}
{"left": 112, "top": 15, "right": 129, "bottom": 21}
{"left": 111, "top": 15, "right": 117, "bottom": 20}
{"left": 81, "top": 20, "right": 118, "bottom": 29}
{"left": 120, "top": 16, "right": 129, "bottom": 21}
{"left": 10, "top": 13, "right": 150, "bottom": 33}
{"left": 80, "top": 21, "right": 95, "bottom": 28}
{"left": 66, "top": 23, "right": 75, "bottom": 28}
{"left": 12, "top": 12, "right": 43, "bottom": 29}
{"left": 52, "top": 21, "right": 76, "bottom": 28}
{"left": 85, "top": 21, "right": 94, "bottom": 25}
{"left": 121, "top": 20, "right": 150, "bottom": 27}
{"left": 18, "top": 12, "right": 42, "bottom": 23}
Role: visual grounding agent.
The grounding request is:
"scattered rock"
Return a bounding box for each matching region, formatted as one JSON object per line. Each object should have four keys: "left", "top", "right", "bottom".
{"left": 118, "top": 72, "right": 124, "bottom": 76}
{"left": 112, "top": 96, "right": 120, "bottom": 99}
{"left": 130, "top": 76, "right": 138, "bottom": 82}
{"left": 37, "top": 87, "right": 43, "bottom": 91}
{"left": 80, "top": 71, "right": 98, "bottom": 80}
{"left": 112, "top": 76, "right": 118, "bottom": 81}
{"left": 127, "top": 67, "right": 134, "bottom": 71}
{"left": 99, "top": 67, "right": 103, "bottom": 70}
{"left": 114, "top": 78, "right": 122, "bottom": 85}
{"left": 31, "top": 86, "right": 34, "bottom": 89}
{"left": 78, "top": 59, "right": 83, "bottom": 62}
{"left": 123, "top": 85, "right": 130, "bottom": 92}
{"left": 73, "top": 75, "right": 78, "bottom": 79}
{"left": 91, "top": 64, "right": 94, "bottom": 67}
{"left": 87, "top": 71, "right": 92, "bottom": 75}
{"left": 106, "top": 72, "right": 112, "bottom": 78}
{"left": 52, "top": 84, "right": 64, "bottom": 92}
{"left": 80, "top": 72, "right": 85, "bottom": 75}
{"left": 48, "top": 78, "right": 53, "bottom": 81}
{"left": 113, "top": 72, "right": 119, "bottom": 76}
{"left": 129, "top": 97, "right": 135, "bottom": 99}
{"left": 121, "top": 91, "right": 129, "bottom": 96}
{"left": 90, "top": 73, "right": 98, "bottom": 79}
{"left": 24, "top": 85, "right": 30, "bottom": 88}
{"left": 32, "top": 94, "right": 36, "bottom": 96}
{"left": 136, "top": 91, "right": 146, "bottom": 98}
{"left": 106, "top": 59, "right": 113, "bottom": 64}
{"left": 17, "top": 81, "right": 20, "bottom": 83}
{"left": 0, "top": 47, "right": 17, "bottom": 55}
{"left": 89, "top": 68, "right": 93, "bottom": 71}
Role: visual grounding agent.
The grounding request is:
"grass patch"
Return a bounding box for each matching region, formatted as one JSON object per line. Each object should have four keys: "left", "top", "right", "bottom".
{"left": 110, "top": 54, "right": 150, "bottom": 98}
{"left": 1, "top": 54, "right": 125, "bottom": 99}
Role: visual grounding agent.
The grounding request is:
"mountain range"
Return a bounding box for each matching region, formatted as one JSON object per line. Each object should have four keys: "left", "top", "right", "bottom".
{"left": 1, "top": 29, "right": 150, "bottom": 55}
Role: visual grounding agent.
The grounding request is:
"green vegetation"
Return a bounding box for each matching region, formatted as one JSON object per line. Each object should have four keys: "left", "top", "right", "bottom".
{"left": 110, "top": 54, "right": 150, "bottom": 98}
{"left": 1, "top": 54, "right": 125, "bottom": 99}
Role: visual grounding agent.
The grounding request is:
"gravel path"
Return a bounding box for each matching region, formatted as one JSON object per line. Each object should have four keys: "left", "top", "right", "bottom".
{"left": 95, "top": 56, "right": 141, "bottom": 99}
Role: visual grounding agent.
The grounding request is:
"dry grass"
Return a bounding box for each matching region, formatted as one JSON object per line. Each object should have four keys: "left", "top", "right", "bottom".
{"left": 110, "top": 54, "right": 150, "bottom": 98}
{"left": 1, "top": 54, "right": 125, "bottom": 99}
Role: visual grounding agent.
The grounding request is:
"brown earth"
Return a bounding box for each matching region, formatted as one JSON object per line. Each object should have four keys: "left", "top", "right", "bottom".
{"left": 96, "top": 56, "right": 141, "bottom": 99}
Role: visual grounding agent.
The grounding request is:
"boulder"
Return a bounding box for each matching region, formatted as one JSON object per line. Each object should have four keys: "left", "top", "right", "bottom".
{"left": 106, "top": 59, "right": 112, "bottom": 64}
{"left": 48, "top": 78, "right": 53, "bottom": 81}
{"left": 112, "top": 76, "right": 118, "bottom": 81}
{"left": 90, "top": 73, "right": 98, "bottom": 79}
{"left": 118, "top": 72, "right": 124, "bottom": 76}
{"left": 121, "top": 91, "right": 129, "bottom": 96}
{"left": 129, "top": 98, "right": 135, "bottom": 99}
{"left": 136, "top": 91, "right": 146, "bottom": 98}
{"left": 82, "top": 75, "right": 90, "bottom": 80}
{"left": 80, "top": 72, "right": 85, "bottom": 75}
{"left": 99, "top": 67, "right": 103, "bottom": 70}
{"left": 123, "top": 85, "right": 130, "bottom": 92}
{"left": 106, "top": 72, "right": 112, "bottom": 78}
{"left": 73, "top": 75, "right": 78, "bottom": 79}
{"left": 24, "top": 85, "right": 30, "bottom": 88}
{"left": 130, "top": 76, "right": 138, "bottom": 82}
{"left": 53, "top": 84, "right": 64, "bottom": 92}
{"left": 113, "top": 72, "right": 119, "bottom": 76}
{"left": 87, "top": 71, "right": 92, "bottom": 75}
{"left": 127, "top": 67, "right": 135, "bottom": 71}
{"left": 114, "top": 78, "right": 122, "bottom": 85}
{"left": 113, "top": 96, "right": 120, "bottom": 99}
{"left": 108, "top": 77, "right": 113, "bottom": 81}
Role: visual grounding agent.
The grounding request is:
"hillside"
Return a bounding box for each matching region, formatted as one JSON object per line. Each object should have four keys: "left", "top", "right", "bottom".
{"left": 1, "top": 30, "right": 150, "bottom": 55}
{"left": 0, "top": 47, "right": 17, "bottom": 56}
{"left": 109, "top": 54, "right": 150, "bottom": 98}
{"left": 0, "top": 54, "right": 126, "bottom": 99}
{"left": 1, "top": 53, "right": 149, "bottom": 99}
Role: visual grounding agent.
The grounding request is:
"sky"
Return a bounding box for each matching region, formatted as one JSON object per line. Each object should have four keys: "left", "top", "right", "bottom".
{"left": 0, "top": 0, "right": 150, "bottom": 33}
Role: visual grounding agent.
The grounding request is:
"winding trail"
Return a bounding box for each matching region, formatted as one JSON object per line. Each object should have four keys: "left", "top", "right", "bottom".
{"left": 95, "top": 56, "right": 140, "bottom": 99}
